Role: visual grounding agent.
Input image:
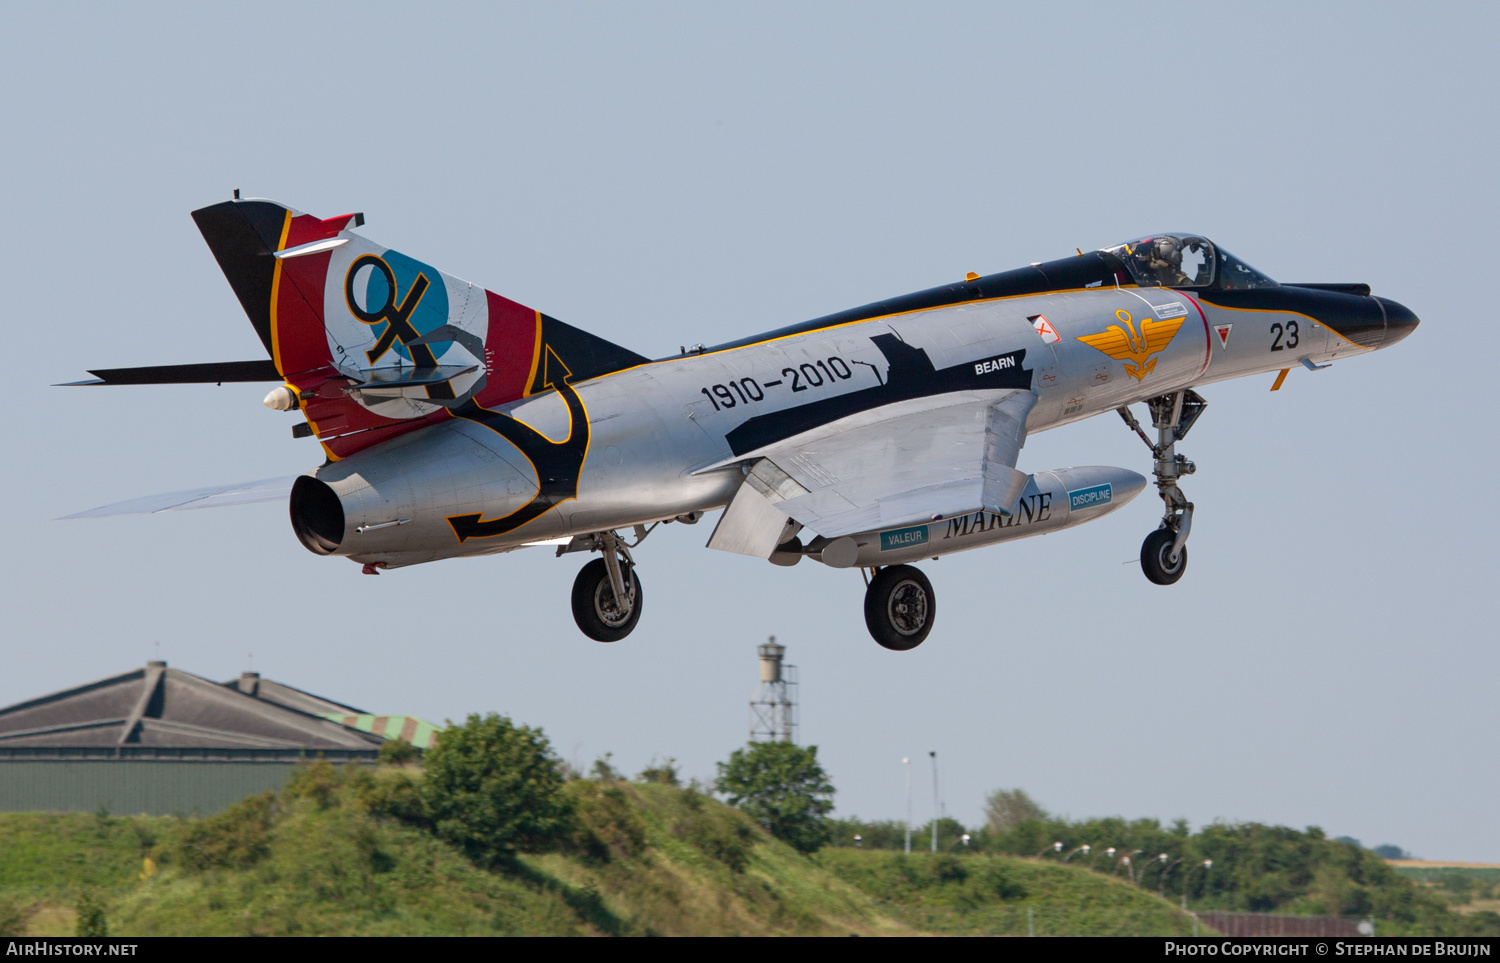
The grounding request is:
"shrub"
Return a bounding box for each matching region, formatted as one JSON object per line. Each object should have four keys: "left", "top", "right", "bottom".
{"left": 827, "top": 817, "right": 908, "bottom": 850}
{"left": 637, "top": 758, "right": 679, "bottom": 785}
{"left": 353, "top": 769, "right": 426, "bottom": 825}
{"left": 715, "top": 741, "right": 834, "bottom": 854}
{"left": 419, "top": 713, "right": 571, "bottom": 866}
{"left": 590, "top": 753, "right": 621, "bottom": 782}
{"left": 283, "top": 758, "right": 342, "bottom": 809}
{"left": 566, "top": 782, "right": 647, "bottom": 863}
{"left": 74, "top": 890, "right": 106, "bottom": 937}
{"left": 178, "top": 792, "right": 276, "bottom": 871}
{"left": 677, "top": 788, "right": 755, "bottom": 873}
{"left": 378, "top": 738, "right": 419, "bottom": 766}
{"left": 0, "top": 896, "right": 33, "bottom": 937}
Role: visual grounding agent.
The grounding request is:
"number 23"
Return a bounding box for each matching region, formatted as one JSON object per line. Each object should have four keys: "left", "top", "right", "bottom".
{"left": 1271, "top": 321, "right": 1299, "bottom": 351}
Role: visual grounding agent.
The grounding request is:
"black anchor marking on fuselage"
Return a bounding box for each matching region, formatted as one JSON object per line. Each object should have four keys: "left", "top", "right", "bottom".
{"left": 446, "top": 346, "right": 589, "bottom": 542}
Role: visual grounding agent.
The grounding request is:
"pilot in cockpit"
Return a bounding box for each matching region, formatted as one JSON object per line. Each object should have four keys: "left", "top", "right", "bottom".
{"left": 1128, "top": 235, "right": 1212, "bottom": 286}
{"left": 1143, "top": 237, "right": 1185, "bottom": 285}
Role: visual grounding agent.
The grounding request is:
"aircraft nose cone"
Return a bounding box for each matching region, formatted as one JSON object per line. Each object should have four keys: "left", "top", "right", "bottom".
{"left": 1376, "top": 297, "right": 1420, "bottom": 347}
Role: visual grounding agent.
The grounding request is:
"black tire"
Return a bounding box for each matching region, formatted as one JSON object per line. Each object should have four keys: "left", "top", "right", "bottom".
{"left": 1140, "top": 529, "right": 1188, "bottom": 585}
{"left": 571, "top": 558, "right": 643, "bottom": 642}
{"left": 864, "top": 565, "right": 936, "bottom": 651}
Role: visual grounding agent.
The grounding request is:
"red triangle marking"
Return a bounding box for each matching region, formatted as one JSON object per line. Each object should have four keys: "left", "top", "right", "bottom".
{"left": 1215, "top": 324, "right": 1233, "bottom": 348}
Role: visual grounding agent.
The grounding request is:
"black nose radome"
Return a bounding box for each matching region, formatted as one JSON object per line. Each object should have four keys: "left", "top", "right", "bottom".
{"left": 1375, "top": 297, "right": 1420, "bottom": 347}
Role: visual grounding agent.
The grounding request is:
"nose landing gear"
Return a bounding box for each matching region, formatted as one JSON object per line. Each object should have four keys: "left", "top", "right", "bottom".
{"left": 863, "top": 564, "right": 936, "bottom": 650}
{"left": 1118, "top": 389, "right": 1206, "bottom": 586}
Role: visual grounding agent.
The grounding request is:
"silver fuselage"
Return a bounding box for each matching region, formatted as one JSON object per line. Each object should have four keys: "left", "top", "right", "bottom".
{"left": 313, "top": 280, "right": 1396, "bottom": 570}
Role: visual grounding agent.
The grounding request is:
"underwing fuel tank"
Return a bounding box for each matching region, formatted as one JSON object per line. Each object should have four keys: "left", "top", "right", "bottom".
{"left": 288, "top": 420, "right": 544, "bottom": 568}
{"left": 822, "top": 466, "right": 1147, "bottom": 568}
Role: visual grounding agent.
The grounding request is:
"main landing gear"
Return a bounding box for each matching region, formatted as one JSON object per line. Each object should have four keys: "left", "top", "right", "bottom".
{"left": 561, "top": 514, "right": 701, "bottom": 642}
{"left": 1117, "top": 389, "right": 1206, "bottom": 586}
{"left": 565, "top": 528, "right": 648, "bottom": 642}
{"left": 863, "top": 564, "right": 936, "bottom": 650}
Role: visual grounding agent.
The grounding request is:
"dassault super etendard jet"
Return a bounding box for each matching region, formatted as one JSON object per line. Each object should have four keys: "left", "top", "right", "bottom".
{"left": 64, "top": 198, "right": 1419, "bottom": 649}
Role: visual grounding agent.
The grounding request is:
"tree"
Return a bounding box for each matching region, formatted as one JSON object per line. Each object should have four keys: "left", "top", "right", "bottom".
{"left": 377, "top": 737, "right": 419, "bottom": 766}
{"left": 715, "top": 741, "right": 834, "bottom": 853}
{"left": 420, "top": 713, "right": 571, "bottom": 865}
{"left": 983, "top": 788, "right": 1046, "bottom": 834}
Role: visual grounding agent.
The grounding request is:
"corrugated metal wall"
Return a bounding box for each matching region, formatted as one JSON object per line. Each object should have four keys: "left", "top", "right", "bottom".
{"left": 0, "top": 762, "right": 302, "bottom": 815}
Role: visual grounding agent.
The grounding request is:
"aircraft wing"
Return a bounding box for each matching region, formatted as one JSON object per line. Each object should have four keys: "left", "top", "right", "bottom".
{"left": 59, "top": 476, "right": 298, "bottom": 519}
{"left": 706, "top": 390, "right": 1036, "bottom": 553}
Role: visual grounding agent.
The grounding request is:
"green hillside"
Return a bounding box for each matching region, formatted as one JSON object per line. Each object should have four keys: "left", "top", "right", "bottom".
{"left": 1390, "top": 865, "right": 1500, "bottom": 922}
{"left": 0, "top": 772, "right": 1205, "bottom": 937}
{"left": 816, "top": 848, "right": 1204, "bottom": 936}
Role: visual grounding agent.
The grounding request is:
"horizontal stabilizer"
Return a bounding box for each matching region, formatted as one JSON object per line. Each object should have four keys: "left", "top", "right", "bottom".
{"left": 349, "top": 365, "right": 479, "bottom": 389}
{"left": 60, "top": 476, "right": 296, "bottom": 519}
{"left": 59, "top": 360, "right": 281, "bottom": 386}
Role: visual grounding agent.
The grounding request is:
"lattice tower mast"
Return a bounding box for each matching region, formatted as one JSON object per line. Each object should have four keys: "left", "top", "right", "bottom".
{"left": 749, "top": 636, "right": 797, "bottom": 742}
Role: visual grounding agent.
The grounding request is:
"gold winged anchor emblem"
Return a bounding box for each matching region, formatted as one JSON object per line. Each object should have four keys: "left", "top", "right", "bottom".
{"left": 1076, "top": 309, "right": 1186, "bottom": 381}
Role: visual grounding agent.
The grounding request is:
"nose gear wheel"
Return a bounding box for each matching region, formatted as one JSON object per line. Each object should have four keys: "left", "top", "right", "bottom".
{"left": 1140, "top": 528, "right": 1187, "bottom": 584}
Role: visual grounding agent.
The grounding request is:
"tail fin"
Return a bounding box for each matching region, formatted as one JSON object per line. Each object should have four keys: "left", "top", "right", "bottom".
{"left": 192, "top": 198, "right": 648, "bottom": 459}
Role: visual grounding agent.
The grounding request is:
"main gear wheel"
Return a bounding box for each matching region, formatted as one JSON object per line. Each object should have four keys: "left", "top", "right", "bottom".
{"left": 863, "top": 565, "right": 936, "bottom": 650}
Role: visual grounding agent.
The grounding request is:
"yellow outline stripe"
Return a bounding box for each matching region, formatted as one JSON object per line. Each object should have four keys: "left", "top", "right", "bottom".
{"left": 1196, "top": 300, "right": 1366, "bottom": 348}
{"left": 268, "top": 211, "right": 292, "bottom": 375}
{"left": 522, "top": 310, "right": 543, "bottom": 396}
{"left": 573, "top": 283, "right": 1144, "bottom": 388}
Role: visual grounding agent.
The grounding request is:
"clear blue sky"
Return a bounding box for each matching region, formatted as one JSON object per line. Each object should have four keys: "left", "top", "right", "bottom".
{"left": 3, "top": 2, "right": 1494, "bottom": 859}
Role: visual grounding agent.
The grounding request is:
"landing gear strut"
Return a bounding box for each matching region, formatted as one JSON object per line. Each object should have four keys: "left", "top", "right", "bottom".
{"left": 1118, "top": 389, "right": 1206, "bottom": 586}
{"left": 863, "top": 564, "right": 936, "bottom": 650}
{"left": 569, "top": 530, "right": 645, "bottom": 642}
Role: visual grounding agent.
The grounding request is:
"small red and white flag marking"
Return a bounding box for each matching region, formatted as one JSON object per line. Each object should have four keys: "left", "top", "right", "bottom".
{"left": 1030, "top": 314, "right": 1060, "bottom": 344}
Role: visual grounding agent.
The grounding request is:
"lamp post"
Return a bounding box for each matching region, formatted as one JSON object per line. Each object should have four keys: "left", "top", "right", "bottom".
{"left": 1141, "top": 853, "right": 1169, "bottom": 889}
{"left": 903, "top": 757, "right": 912, "bottom": 855}
{"left": 1064, "top": 844, "right": 1092, "bottom": 862}
{"left": 1121, "top": 849, "right": 1144, "bottom": 883}
{"left": 1182, "top": 859, "right": 1212, "bottom": 910}
{"left": 929, "top": 751, "right": 939, "bottom": 854}
{"left": 1037, "top": 841, "right": 1063, "bottom": 858}
{"left": 961, "top": 834, "right": 971, "bottom": 848}
{"left": 1159, "top": 857, "right": 1184, "bottom": 898}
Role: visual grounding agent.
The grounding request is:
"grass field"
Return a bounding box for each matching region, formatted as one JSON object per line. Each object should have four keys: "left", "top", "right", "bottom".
{"left": 1389, "top": 862, "right": 1500, "bottom": 918}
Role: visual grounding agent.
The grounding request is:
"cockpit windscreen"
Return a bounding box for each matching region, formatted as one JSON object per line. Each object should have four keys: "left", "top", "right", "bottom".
{"left": 1213, "top": 247, "right": 1278, "bottom": 289}
{"left": 1103, "top": 235, "right": 1216, "bottom": 288}
{"left": 1102, "top": 235, "right": 1280, "bottom": 290}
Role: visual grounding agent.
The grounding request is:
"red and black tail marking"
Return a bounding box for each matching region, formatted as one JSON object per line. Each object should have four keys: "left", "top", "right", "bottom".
{"left": 190, "top": 197, "right": 646, "bottom": 463}
{"left": 527, "top": 315, "right": 648, "bottom": 395}
{"left": 190, "top": 200, "right": 303, "bottom": 360}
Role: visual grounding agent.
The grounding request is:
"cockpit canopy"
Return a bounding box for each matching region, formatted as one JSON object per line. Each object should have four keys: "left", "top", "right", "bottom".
{"left": 1102, "top": 235, "right": 1277, "bottom": 291}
